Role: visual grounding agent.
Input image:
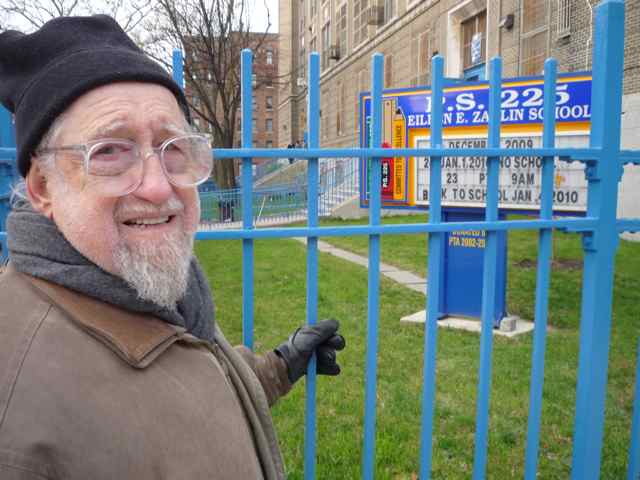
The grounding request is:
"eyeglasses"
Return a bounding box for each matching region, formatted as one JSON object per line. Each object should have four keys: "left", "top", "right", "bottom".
{"left": 37, "top": 134, "right": 213, "bottom": 197}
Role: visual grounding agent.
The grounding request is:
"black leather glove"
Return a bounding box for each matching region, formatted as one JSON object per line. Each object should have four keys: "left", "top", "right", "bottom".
{"left": 275, "top": 319, "right": 346, "bottom": 384}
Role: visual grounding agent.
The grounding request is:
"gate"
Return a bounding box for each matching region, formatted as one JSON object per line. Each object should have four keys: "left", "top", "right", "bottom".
{"left": 1, "top": 0, "right": 639, "bottom": 477}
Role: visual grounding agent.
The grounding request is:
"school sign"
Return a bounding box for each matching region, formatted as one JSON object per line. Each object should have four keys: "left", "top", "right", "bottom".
{"left": 359, "top": 73, "right": 592, "bottom": 213}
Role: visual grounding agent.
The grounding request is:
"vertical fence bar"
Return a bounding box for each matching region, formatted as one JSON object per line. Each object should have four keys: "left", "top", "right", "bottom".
{"left": 472, "top": 57, "right": 502, "bottom": 480}
{"left": 418, "top": 55, "right": 445, "bottom": 480}
{"left": 304, "top": 52, "right": 320, "bottom": 480}
{"left": 0, "top": 232, "right": 7, "bottom": 264}
{"left": 362, "top": 52, "right": 384, "bottom": 480}
{"left": 571, "top": 1, "right": 625, "bottom": 477}
{"left": 628, "top": 338, "right": 640, "bottom": 480}
{"left": 241, "top": 49, "right": 255, "bottom": 349}
{"left": 524, "top": 58, "right": 557, "bottom": 480}
{"left": 172, "top": 49, "right": 184, "bottom": 90}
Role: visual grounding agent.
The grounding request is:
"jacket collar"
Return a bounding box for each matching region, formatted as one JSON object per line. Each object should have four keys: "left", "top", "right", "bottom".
{"left": 15, "top": 266, "right": 187, "bottom": 369}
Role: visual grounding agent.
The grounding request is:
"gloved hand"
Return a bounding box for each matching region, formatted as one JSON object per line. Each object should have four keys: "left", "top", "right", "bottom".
{"left": 275, "top": 319, "right": 346, "bottom": 384}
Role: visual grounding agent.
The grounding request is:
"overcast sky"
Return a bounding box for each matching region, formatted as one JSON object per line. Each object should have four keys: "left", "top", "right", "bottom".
{"left": 2, "top": 0, "right": 279, "bottom": 34}
{"left": 247, "top": 0, "right": 279, "bottom": 33}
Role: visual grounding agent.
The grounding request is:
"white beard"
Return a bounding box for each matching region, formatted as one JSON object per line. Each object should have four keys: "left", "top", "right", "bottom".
{"left": 113, "top": 196, "right": 195, "bottom": 310}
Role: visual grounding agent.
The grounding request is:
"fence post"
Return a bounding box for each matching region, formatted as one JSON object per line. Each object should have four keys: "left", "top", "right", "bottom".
{"left": 304, "top": 51, "right": 320, "bottom": 480}
{"left": 362, "top": 52, "right": 384, "bottom": 480}
{"left": 418, "top": 55, "right": 445, "bottom": 479}
{"left": 240, "top": 50, "right": 255, "bottom": 349}
{"left": 571, "top": 0, "right": 625, "bottom": 478}
{"left": 472, "top": 56, "right": 502, "bottom": 480}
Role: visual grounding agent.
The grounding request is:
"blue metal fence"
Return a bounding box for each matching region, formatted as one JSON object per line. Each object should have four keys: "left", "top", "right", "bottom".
{"left": 195, "top": 0, "right": 639, "bottom": 478}
{"left": 1, "top": 0, "right": 640, "bottom": 477}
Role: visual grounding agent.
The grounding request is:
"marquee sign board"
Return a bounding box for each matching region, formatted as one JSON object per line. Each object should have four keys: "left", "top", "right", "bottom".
{"left": 414, "top": 133, "right": 589, "bottom": 212}
{"left": 359, "top": 73, "right": 592, "bottom": 214}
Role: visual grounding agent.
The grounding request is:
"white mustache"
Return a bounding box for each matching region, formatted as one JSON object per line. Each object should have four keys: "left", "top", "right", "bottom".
{"left": 115, "top": 195, "right": 184, "bottom": 220}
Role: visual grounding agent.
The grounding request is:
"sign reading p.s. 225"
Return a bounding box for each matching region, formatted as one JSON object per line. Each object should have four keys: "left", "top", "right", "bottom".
{"left": 360, "top": 73, "right": 591, "bottom": 213}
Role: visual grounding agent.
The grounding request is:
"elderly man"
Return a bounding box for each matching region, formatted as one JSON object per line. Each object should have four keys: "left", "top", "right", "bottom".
{"left": 0, "top": 15, "right": 344, "bottom": 479}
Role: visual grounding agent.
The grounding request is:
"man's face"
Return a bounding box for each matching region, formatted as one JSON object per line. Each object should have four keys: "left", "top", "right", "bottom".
{"left": 28, "top": 82, "right": 201, "bottom": 308}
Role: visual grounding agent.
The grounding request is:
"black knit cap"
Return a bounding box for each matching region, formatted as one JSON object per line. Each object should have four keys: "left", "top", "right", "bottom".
{"left": 0, "top": 15, "right": 191, "bottom": 177}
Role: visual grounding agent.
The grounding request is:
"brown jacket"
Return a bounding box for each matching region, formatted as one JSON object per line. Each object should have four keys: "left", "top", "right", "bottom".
{"left": 0, "top": 265, "right": 291, "bottom": 479}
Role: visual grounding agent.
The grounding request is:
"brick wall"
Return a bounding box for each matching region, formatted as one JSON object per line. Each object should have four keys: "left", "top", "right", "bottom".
{"left": 279, "top": 0, "right": 639, "bottom": 150}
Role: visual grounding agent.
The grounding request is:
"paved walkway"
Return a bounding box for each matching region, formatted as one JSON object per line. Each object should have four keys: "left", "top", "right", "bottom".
{"left": 293, "top": 237, "right": 428, "bottom": 294}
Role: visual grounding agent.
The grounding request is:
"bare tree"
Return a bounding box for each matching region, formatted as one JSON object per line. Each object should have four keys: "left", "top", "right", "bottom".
{"left": 0, "top": 0, "right": 151, "bottom": 32}
{"left": 143, "top": 0, "right": 273, "bottom": 191}
{"left": 1, "top": 0, "right": 274, "bottom": 196}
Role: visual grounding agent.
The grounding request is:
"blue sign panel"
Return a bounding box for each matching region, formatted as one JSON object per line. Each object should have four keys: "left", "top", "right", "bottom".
{"left": 361, "top": 74, "right": 592, "bottom": 134}
{"left": 441, "top": 209, "right": 507, "bottom": 326}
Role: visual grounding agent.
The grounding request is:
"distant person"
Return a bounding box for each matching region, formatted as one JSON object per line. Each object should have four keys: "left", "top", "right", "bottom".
{"left": 287, "top": 142, "right": 295, "bottom": 164}
{"left": 0, "top": 15, "right": 344, "bottom": 479}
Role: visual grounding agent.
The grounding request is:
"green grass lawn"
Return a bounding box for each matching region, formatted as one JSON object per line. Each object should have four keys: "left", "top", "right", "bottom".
{"left": 194, "top": 215, "right": 639, "bottom": 479}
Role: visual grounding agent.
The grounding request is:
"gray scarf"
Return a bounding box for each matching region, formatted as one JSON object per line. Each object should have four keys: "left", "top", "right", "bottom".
{"left": 6, "top": 201, "right": 216, "bottom": 343}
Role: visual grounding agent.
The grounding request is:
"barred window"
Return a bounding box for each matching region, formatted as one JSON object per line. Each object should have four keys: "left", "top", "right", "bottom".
{"left": 557, "top": 0, "right": 571, "bottom": 38}
{"left": 412, "top": 31, "right": 431, "bottom": 86}
{"left": 461, "top": 11, "right": 486, "bottom": 70}
{"left": 384, "top": 54, "right": 393, "bottom": 88}
{"left": 321, "top": 89, "right": 330, "bottom": 140}
{"left": 353, "top": 0, "right": 370, "bottom": 47}
{"left": 520, "top": 0, "right": 548, "bottom": 75}
{"left": 336, "top": 80, "right": 345, "bottom": 136}
{"left": 321, "top": 22, "right": 331, "bottom": 71}
{"left": 337, "top": 3, "right": 348, "bottom": 57}
{"left": 383, "top": 0, "right": 395, "bottom": 25}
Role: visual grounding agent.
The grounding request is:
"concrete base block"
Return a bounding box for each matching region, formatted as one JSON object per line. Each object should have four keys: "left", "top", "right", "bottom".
{"left": 400, "top": 311, "right": 536, "bottom": 338}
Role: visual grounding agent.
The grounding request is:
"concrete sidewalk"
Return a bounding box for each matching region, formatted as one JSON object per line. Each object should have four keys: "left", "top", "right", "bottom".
{"left": 293, "top": 237, "right": 428, "bottom": 295}
{"left": 293, "top": 236, "right": 534, "bottom": 338}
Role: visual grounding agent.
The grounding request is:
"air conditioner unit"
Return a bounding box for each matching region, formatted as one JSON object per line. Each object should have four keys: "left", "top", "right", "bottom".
{"left": 366, "top": 6, "right": 384, "bottom": 26}
{"left": 329, "top": 44, "right": 341, "bottom": 60}
{"left": 296, "top": 77, "right": 306, "bottom": 87}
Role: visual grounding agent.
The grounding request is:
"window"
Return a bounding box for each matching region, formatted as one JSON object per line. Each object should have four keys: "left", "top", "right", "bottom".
{"left": 337, "top": 4, "right": 347, "bottom": 58}
{"left": 384, "top": 54, "right": 393, "bottom": 88}
{"left": 266, "top": 48, "right": 274, "bottom": 65}
{"left": 311, "top": 0, "right": 317, "bottom": 17}
{"left": 336, "top": 80, "right": 345, "bottom": 136}
{"left": 355, "top": 68, "right": 368, "bottom": 139}
{"left": 461, "top": 11, "right": 486, "bottom": 70}
{"left": 321, "top": 89, "right": 329, "bottom": 140}
{"left": 253, "top": 117, "right": 257, "bottom": 132}
{"left": 353, "top": 0, "right": 370, "bottom": 47}
{"left": 266, "top": 96, "right": 273, "bottom": 110}
{"left": 266, "top": 140, "right": 273, "bottom": 148}
{"left": 383, "top": 0, "right": 395, "bottom": 25}
{"left": 321, "top": 22, "right": 331, "bottom": 71}
{"left": 412, "top": 31, "right": 431, "bottom": 86}
{"left": 299, "top": 45, "right": 306, "bottom": 84}
{"left": 520, "top": 0, "right": 548, "bottom": 75}
{"left": 252, "top": 73, "right": 257, "bottom": 87}
{"left": 557, "top": 0, "right": 571, "bottom": 38}
{"left": 299, "top": 0, "right": 307, "bottom": 80}
{"left": 266, "top": 118, "right": 273, "bottom": 132}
